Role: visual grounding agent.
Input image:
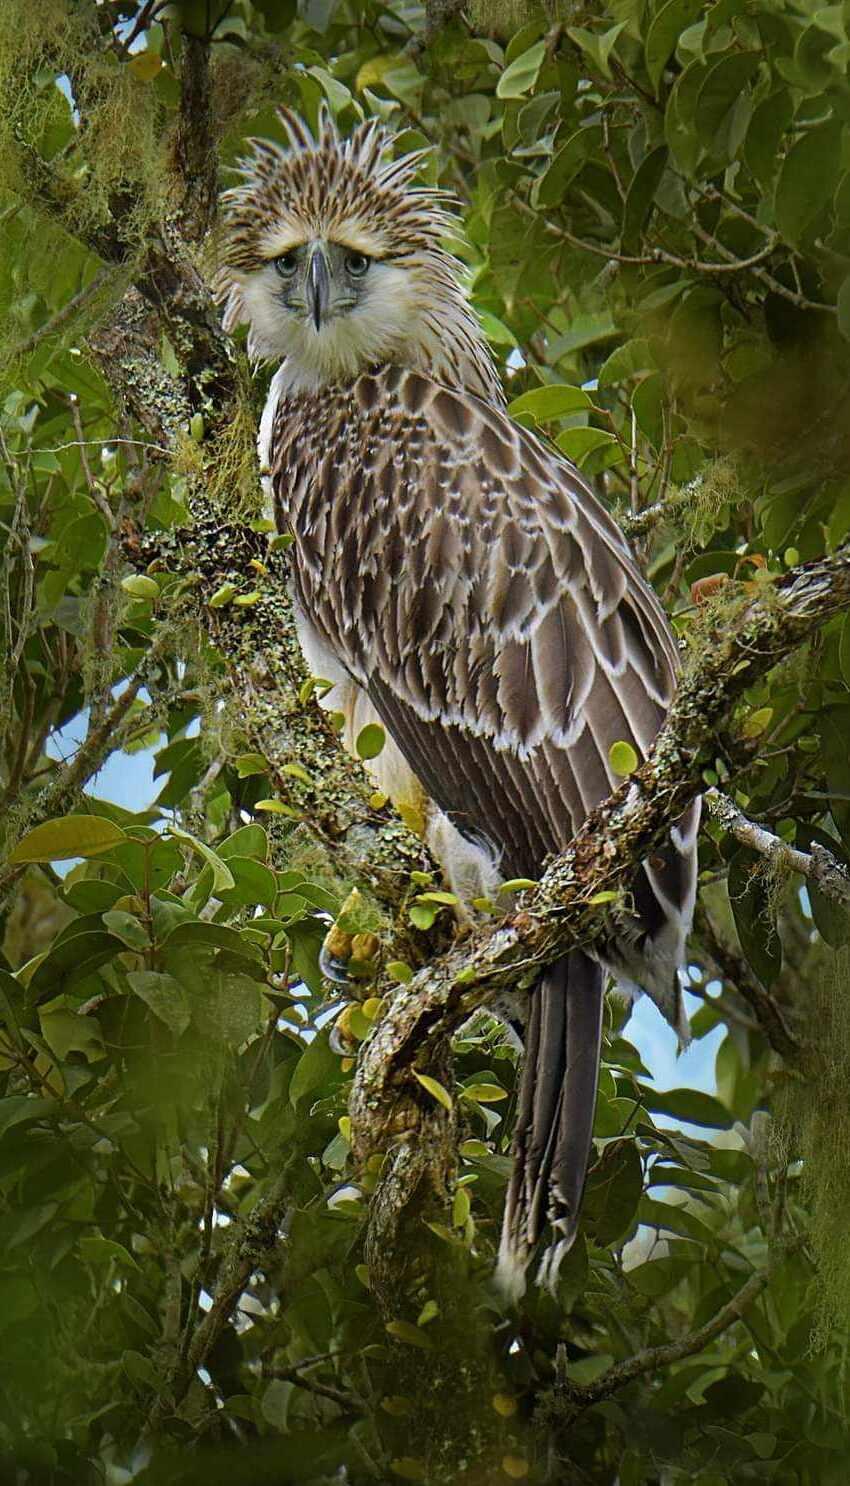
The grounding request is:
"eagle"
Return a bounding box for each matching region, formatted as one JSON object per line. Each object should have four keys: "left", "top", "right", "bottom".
{"left": 217, "top": 108, "right": 699, "bottom": 1295}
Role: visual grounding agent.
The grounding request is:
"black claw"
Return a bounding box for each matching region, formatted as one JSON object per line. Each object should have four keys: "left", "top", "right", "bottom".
{"left": 328, "top": 1015, "right": 352, "bottom": 1056}
{"left": 319, "top": 942, "right": 352, "bottom": 986}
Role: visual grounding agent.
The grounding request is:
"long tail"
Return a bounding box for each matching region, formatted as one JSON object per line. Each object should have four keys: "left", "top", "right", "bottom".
{"left": 496, "top": 949, "right": 604, "bottom": 1299}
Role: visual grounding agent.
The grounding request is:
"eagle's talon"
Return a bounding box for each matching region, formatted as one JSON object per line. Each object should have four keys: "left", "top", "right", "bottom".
{"left": 320, "top": 942, "right": 352, "bottom": 985}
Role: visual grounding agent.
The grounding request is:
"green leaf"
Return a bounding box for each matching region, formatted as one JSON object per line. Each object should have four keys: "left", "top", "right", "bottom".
{"left": 695, "top": 52, "right": 760, "bottom": 138}
{"left": 209, "top": 582, "right": 237, "bottom": 608}
{"left": 622, "top": 146, "right": 668, "bottom": 252}
{"left": 461, "top": 1083, "right": 507, "bottom": 1103}
{"left": 567, "top": 22, "right": 626, "bottom": 80}
{"left": 217, "top": 855, "right": 278, "bottom": 907}
{"left": 582, "top": 1139, "right": 643, "bottom": 1247}
{"left": 355, "top": 723, "right": 386, "bottom": 760}
{"left": 168, "top": 826, "right": 235, "bottom": 895}
{"left": 386, "top": 960, "right": 414, "bottom": 983}
{"left": 0, "top": 1095, "right": 56, "bottom": 1141}
{"left": 645, "top": 0, "right": 703, "bottom": 93}
{"left": 289, "top": 1029, "right": 340, "bottom": 1107}
{"left": 102, "top": 910, "right": 149, "bottom": 950}
{"left": 234, "top": 752, "right": 268, "bottom": 778}
{"left": 496, "top": 40, "right": 546, "bottom": 99}
{"left": 507, "top": 384, "right": 591, "bottom": 422}
{"left": 121, "top": 575, "right": 159, "bottom": 600}
{"left": 127, "top": 970, "right": 191, "bottom": 1036}
{"left": 409, "top": 903, "right": 437, "bottom": 930}
{"left": 385, "top": 1319, "right": 433, "bottom": 1350}
{"left": 218, "top": 823, "right": 269, "bottom": 860}
{"left": 531, "top": 125, "right": 600, "bottom": 209}
{"left": 8, "top": 815, "right": 127, "bottom": 864}
{"left": 499, "top": 877, "right": 538, "bottom": 892}
{"left": 640, "top": 1086, "right": 733, "bottom": 1129}
{"left": 775, "top": 120, "right": 843, "bottom": 244}
{"left": 556, "top": 427, "right": 618, "bottom": 464}
{"left": 744, "top": 90, "right": 793, "bottom": 192}
{"left": 597, "top": 338, "right": 655, "bottom": 389}
{"left": 412, "top": 1070, "right": 453, "bottom": 1111}
{"left": 609, "top": 740, "right": 639, "bottom": 775}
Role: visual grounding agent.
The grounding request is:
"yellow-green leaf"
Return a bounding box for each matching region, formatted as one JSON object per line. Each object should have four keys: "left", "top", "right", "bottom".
{"left": 282, "top": 761, "right": 312, "bottom": 784}
{"left": 121, "top": 574, "right": 159, "bottom": 600}
{"left": 8, "top": 815, "right": 126, "bottom": 864}
{"left": 499, "top": 877, "right": 538, "bottom": 893}
{"left": 209, "top": 582, "right": 237, "bottom": 608}
{"left": 385, "top": 1320, "right": 433, "bottom": 1350}
{"left": 234, "top": 752, "right": 267, "bottom": 778}
{"left": 412, "top": 1070, "right": 453, "bottom": 1111}
{"left": 356, "top": 723, "right": 386, "bottom": 760}
{"left": 462, "top": 1083, "right": 508, "bottom": 1103}
{"left": 741, "top": 707, "right": 773, "bottom": 739}
{"left": 452, "top": 1187, "right": 471, "bottom": 1227}
{"left": 255, "top": 799, "right": 299, "bottom": 816}
{"left": 386, "top": 960, "right": 414, "bottom": 984}
{"left": 609, "top": 740, "right": 639, "bottom": 775}
{"left": 390, "top": 1458, "right": 427, "bottom": 1480}
{"left": 233, "top": 590, "right": 261, "bottom": 607}
{"left": 588, "top": 890, "right": 618, "bottom": 905}
{"left": 460, "top": 1139, "right": 490, "bottom": 1159}
{"left": 492, "top": 1392, "right": 518, "bottom": 1417}
{"left": 381, "top": 1396, "right": 413, "bottom": 1417}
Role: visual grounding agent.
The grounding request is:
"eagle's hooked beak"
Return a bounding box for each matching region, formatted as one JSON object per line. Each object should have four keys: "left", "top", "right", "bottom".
{"left": 307, "top": 248, "right": 330, "bottom": 332}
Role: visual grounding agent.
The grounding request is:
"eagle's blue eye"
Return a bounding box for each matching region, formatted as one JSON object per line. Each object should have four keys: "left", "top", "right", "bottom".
{"left": 346, "top": 252, "right": 370, "bottom": 278}
{"left": 274, "top": 252, "right": 298, "bottom": 277}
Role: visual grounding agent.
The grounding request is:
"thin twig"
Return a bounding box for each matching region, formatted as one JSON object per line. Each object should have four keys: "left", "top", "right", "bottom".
{"left": 705, "top": 788, "right": 850, "bottom": 909}
{"left": 9, "top": 268, "right": 115, "bottom": 359}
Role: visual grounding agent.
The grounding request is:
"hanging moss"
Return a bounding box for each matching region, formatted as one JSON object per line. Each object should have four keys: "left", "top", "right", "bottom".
{"left": 467, "top": 0, "right": 574, "bottom": 35}
{"left": 774, "top": 945, "right": 850, "bottom": 1347}
{"left": 204, "top": 366, "right": 264, "bottom": 518}
{"left": 676, "top": 456, "right": 747, "bottom": 550}
{"left": 0, "top": 0, "right": 167, "bottom": 379}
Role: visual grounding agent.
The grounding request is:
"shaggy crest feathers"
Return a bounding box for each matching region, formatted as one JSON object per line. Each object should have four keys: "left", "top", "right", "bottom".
{"left": 215, "top": 107, "right": 502, "bottom": 401}
{"left": 220, "top": 106, "right": 457, "bottom": 271}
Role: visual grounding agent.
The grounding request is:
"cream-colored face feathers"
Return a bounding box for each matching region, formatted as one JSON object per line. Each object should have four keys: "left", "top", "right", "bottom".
{"left": 216, "top": 107, "right": 503, "bottom": 402}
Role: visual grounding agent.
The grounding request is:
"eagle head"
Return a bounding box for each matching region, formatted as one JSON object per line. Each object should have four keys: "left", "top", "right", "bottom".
{"left": 216, "top": 107, "right": 499, "bottom": 399}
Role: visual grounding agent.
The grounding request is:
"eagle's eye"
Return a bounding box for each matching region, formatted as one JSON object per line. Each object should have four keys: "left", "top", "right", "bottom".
{"left": 274, "top": 252, "right": 299, "bottom": 278}
{"left": 345, "top": 251, "right": 370, "bottom": 278}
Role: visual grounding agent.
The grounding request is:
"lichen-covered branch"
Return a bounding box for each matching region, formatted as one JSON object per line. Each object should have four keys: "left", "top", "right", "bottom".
{"left": 705, "top": 787, "right": 850, "bottom": 909}
{"left": 351, "top": 546, "right": 850, "bottom": 1296}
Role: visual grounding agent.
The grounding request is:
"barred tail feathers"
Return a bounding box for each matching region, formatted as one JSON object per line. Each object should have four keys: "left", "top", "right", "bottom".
{"left": 496, "top": 950, "right": 604, "bottom": 1300}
